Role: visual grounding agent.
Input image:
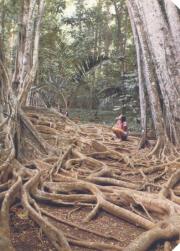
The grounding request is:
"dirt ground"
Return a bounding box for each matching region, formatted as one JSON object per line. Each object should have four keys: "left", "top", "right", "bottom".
{"left": 10, "top": 205, "right": 166, "bottom": 251}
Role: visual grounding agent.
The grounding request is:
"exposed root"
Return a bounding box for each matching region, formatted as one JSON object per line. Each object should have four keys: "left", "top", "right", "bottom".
{"left": 21, "top": 168, "right": 71, "bottom": 250}
{"left": 0, "top": 106, "right": 180, "bottom": 251}
{"left": 124, "top": 220, "right": 179, "bottom": 251}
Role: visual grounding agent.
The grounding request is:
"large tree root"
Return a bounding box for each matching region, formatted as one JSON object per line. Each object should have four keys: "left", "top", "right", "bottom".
{"left": 124, "top": 220, "right": 179, "bottom": 251}
{"left": 0, "top": 106, "right": 180, "bottom": 251}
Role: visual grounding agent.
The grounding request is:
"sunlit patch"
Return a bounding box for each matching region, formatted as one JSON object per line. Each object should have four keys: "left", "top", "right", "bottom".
{"left": 170, "top": 0, "right": 180, "bottom": 9}
{"left": 173, "top": 244, "right": 180, "bottom": 251}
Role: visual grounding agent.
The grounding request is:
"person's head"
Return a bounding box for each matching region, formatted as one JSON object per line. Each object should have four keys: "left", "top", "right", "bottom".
{"left": 121, "top": 115, "right": 126, "bottom": 122}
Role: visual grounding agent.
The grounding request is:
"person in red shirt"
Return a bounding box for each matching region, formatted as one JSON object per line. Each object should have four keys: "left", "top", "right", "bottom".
{"left": 112, "top": 114, "right": 128, "bottom": 140}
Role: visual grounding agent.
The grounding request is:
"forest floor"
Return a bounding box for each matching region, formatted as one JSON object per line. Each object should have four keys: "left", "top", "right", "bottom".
{"left": 8, "top": 107, "right": 180, "bottom": 251}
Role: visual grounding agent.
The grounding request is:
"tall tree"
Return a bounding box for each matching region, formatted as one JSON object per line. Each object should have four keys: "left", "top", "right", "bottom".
{"left": 127, "top": 0, "right": 180, "bottom": 156}
{"left": 0, "top": 1, "right": 46, "bottom": 249}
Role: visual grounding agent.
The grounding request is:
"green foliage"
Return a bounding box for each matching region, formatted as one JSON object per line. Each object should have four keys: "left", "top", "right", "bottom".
{"left": 0, "top": 0, "right": 137, "bottom": 113}
{"left": 37, "top": 0, "right": 136, "bottom": 111}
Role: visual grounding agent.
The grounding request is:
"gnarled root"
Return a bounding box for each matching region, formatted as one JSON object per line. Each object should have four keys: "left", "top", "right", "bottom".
{"left": 0, "top": 107, "right": 180, "bottom": 251}
{"left": 124, "top": 220, "right": 179, "bottom": 251}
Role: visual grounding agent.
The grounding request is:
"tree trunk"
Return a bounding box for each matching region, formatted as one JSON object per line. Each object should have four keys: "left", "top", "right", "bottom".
{"left": 136, "top": 0, "right": 180, "bottom": 144}
{"left": 12, "top": 0, "right": 30, "bottom": 91}
{"left": 127, "top": 0, "right": 180, "bottom": 154}
{"left": 128, "top": 7, "right": 149, "bottom": 149}
{"left": 0, "top": 1, "right": 45, "bottom": 246}
{"left": 164, "top": 0, "right": 180, "bottom": 63}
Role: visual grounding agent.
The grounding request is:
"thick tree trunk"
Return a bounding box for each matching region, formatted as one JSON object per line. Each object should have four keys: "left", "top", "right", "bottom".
{"left": 127, "top": 0, "right": 180, "bottom": 153}
{"left": 0, "top": 1, "right": 45, "bottom": 247}
{"left": 136, "top": 0, "right": 180, "bottom": 144}
{"left": 127, "top": 1, "right": 166, "bottom": 138}
{"left": 2, "top": 0, "right": 45, "bottom": 157}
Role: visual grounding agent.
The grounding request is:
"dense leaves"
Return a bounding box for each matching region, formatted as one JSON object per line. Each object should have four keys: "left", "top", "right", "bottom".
{"left": 38, "top": 0, "right": 136, "bottom": 111}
